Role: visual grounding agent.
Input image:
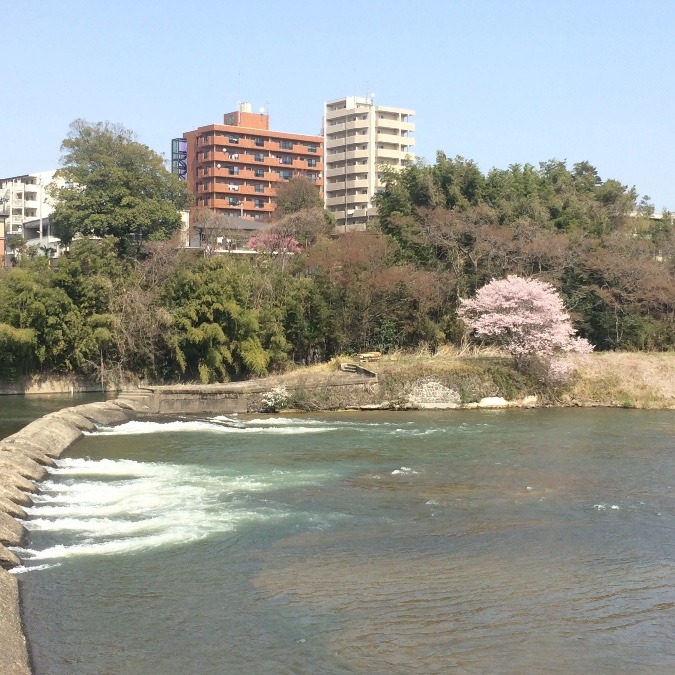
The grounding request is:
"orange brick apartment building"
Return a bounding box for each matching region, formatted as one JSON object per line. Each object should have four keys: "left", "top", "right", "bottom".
{"left": 180, "top": 103, "right": 323, "bottom": 221}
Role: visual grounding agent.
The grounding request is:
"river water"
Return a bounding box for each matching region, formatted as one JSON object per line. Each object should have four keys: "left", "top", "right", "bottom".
{"left": 0, "top": 393, "right": 105, "bottom": 441}
{"left": 12, "top": 409, "right": 675, "bottom": 674}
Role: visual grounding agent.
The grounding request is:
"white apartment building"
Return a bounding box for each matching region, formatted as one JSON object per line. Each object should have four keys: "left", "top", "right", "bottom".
{"left": 323, "top": 96, "right": 415, "bottom": 229}
{"left": 0, "top": 170, "right": 63, "bottom": 260}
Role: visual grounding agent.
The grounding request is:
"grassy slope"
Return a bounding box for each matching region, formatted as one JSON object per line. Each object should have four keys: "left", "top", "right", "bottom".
{"left": 268, "top": 349, "right": 675, "bottom": 410}
{"left": 566, "top": 352, "right": 675, "bottom": 409}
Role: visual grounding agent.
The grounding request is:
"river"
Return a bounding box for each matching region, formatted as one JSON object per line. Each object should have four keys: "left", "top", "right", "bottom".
{"left": 0, "top": 393, "right": 105, "bottom": 441}
{"left": 9, "top": 408, "right": 675, "bottom": 673}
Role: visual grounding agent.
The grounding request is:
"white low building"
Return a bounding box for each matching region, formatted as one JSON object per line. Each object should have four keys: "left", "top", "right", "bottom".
{"left": 0, "top": 170, "right": 64, "bottom": 262}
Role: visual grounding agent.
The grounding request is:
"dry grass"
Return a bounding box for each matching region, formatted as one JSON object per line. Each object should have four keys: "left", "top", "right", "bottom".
{"left": 567, "top": 352, "right": 675, "bottom": 409}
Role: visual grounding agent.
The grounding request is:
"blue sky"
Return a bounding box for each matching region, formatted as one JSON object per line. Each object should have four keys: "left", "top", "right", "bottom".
{"left": 3, "top": 0, "right": 674, "bottom": 209}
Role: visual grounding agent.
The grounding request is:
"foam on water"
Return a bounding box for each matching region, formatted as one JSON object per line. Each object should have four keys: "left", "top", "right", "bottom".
{"left": 92, "top": 418, "right": 341, "bottom": 436}
{"left": 19, "top": 454, "right": 339, "bottom": 566}
{"left": 391, "top": 466, "right": 419, "bottom": 475}
{"left": 392, "top": 427, "right": 445, "bottom": 436}
{"left": 9, "top": 563, "right": 60, "bottom": 575}
{"left": 50, "top": 457, "right": 175, "bottom": 477}
{"left": 17, "top": 415, "right": 491, "bottom": 570}
{"left": 91, "top": 416, "right": 425, "bottom": 439}
{"left": 246, "top": 417, "right": 330, "bottom": 426}
{"left": 246, "top": 417, "right": 415, "bottom": 429}
{"left": 89, "top": 419, "right": 239, "bottom": 435}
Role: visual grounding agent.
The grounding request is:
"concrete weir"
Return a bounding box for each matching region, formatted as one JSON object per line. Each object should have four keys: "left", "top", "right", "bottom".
{"left": 0, "top": 375, "right": 378, "bottom": 673}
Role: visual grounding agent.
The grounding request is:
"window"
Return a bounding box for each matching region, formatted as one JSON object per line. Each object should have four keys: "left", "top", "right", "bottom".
{"left": 280, "top": 170, "right": 293, "bottom": 180}
{"left": 308, "top": 144, "right": 317, "bottom": 153}
{"left": 254, "top": 153, "right": 264, "bottom": 162}
{"left": 229, "top": 197, "right": 240, "bottom": 206}
{"left": 307, "top": 158, "right": 317, "bottom": 167}
{"left": 254, "top": 168, "right": 265, "bottom": 178}
{"left": 255, "top": 137, "right": 264, "bottom": 147}
{"left": 229, "top": 135, "right": 239, "bottom": 144}
{"left": 280, "top": 140, "right": 293, "bottom": 150}
{"left": 255, "top": 184, "right": 264, "bottom": 193}
{"left": 280, "top": 156, "right": 293, "bottom": 165}
{"left": 228, "top": 166, "right": 239, "bottom": 175}
{"left": 254, "top": 198, "right": 265, "bottom": 208}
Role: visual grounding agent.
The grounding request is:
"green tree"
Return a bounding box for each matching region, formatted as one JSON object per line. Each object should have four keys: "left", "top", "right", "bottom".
{"left": 51, "top": 119, "right": 191, "bottom": 256}
{"left": 162, "top": 257, "right": 277, "bottom": 382}
{"left": 0, "top": 267, "right": 87, "bottom": 372}
{"left": 433, "top": 152, "right": 484, "bottom": 209}
{"left": 0, "top": 323, "right": 35, "bottom": 380}
{"left": 275, "top": 176, "right": 324, "bottom": 213}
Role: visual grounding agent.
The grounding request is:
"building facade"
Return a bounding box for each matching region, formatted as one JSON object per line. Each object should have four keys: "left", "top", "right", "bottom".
{"left": 0, "top": 171, "right": 62, "bottom": 262}
{"left": 323, "top": 96, "right": 415, "bottom": 229}
{"left": 180, "top": 103, "right": 324, "bottom": 222}
{"left": 0, "top": 210, "right": 5, "bottom": 263}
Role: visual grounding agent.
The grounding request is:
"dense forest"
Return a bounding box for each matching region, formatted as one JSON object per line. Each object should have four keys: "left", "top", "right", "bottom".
{"left": 1, "top": 127, "right": 673, "bottom": 385}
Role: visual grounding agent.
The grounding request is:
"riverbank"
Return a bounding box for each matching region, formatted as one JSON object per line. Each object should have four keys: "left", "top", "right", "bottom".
{"left": 257, "top": 350, "right": 675, "bottom": 411}
{"left": 3, "top": 351, "right": 674, "bottom": 410}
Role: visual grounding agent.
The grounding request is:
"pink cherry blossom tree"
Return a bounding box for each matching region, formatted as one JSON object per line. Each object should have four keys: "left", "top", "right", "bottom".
{"left": 245, "top": 231, "right": 302, "bottom": 254}
{"left": 245, "top": 229, "right": 302, "bottom": 269}
{"left": 458, "top": 275, "right": 593, "bottom": 374}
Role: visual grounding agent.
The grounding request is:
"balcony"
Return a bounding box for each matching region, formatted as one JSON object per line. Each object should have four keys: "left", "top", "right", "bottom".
{"left": 326, "top": 195, "right": 348, "bottom": 208}
{"left": 325, "top": 178, "right": 369, "bottom": 193}
{"left": 376, "top": 132, "right": 408, "bottom": 144}
{"left": 213, "top": 183, "right": 269, "bottom": 197}
{"left": 375, "top": 147, "right": 412, "bottom": 161}
{"left": 327, "top": 193, "right": 369, "bottom": 208}
{"left": 326, "top": 136, "right": 352, "bottom": 150}
{"left": 208, "top": 135, "right": 322, "bottom": 157}
{"left": 325, "top": 166, "right": 366, "bottom": 180}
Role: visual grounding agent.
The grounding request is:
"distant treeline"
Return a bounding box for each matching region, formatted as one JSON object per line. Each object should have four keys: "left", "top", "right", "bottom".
{"left": 0, "top": 155, "right": 673, "bottom": 384}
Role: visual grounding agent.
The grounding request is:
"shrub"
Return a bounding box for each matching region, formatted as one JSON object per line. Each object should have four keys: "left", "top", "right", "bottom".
{"left": 260, "top": 386, "right": 289, "bottom": 412}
